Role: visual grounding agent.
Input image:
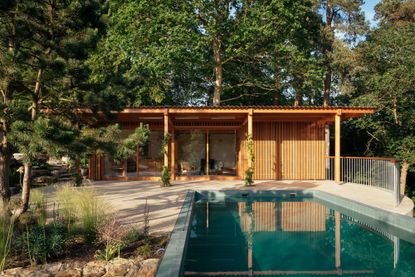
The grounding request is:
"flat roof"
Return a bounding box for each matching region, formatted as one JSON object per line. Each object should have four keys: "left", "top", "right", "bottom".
{"left": 79, "top": 106, "right": 376, "bottom": 124}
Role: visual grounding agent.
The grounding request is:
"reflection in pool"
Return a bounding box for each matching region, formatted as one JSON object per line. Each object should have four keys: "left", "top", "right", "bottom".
{"left": 183, "top": 197, "right": 415, "bottom": 276}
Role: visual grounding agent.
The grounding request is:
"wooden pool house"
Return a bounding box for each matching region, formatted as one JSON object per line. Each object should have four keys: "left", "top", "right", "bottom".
{"left": 87, "top": 106, "right": 375, "bottom": 182}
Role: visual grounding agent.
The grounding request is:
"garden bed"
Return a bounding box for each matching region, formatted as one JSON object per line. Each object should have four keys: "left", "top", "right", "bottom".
{"left": 1, "top": 184, "right": 167, "bottom": 277}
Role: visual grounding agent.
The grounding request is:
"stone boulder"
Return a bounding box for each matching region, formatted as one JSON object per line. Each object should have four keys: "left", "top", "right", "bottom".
{"left": 138, "top": 258, "right": 160, "bottom": 277}
{"left": 83, "top": 260, "right": 107, "bottom": 277}
{"left": 104, "top": 258, "right": 134, "bottom": 277}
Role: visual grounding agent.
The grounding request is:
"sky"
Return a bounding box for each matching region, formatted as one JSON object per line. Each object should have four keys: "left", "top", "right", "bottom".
{"left": 363, "top": 0, "right": 381, "bottom": 26}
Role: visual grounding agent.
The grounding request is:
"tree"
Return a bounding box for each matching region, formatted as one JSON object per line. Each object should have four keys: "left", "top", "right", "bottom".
{"left": 320, "top": 0, "right": 367, "bottom": 106}
{"left": 90, "top": 0, "right": 326, "bottom": 107}
{"left": 0, "top": 0, "right": 108, "bottom": 215}
{"left": 352, "top": 0, "right": 415, "bottom": 194}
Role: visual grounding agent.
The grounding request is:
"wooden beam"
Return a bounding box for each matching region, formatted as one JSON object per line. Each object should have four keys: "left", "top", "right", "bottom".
{"left": 335, "top": 111, "right": 341, "bottom": 183}
{"left": 164, "top": 111, "right": 169, "bottom": 167}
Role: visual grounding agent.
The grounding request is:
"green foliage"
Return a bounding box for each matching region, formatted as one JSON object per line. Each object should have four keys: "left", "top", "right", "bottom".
{"left": 161, "top": 166, "right": 171, "bottom": 188}
{"left": 16, "top": 221, "right": 67, "bottom": 264}
{"left": 161, "top": 133, "right": 172, "bottom": 156}
{"left": 244, "top": 133, "right": 255, "bottom": 186}
{"left": 123, "top": 227, "right": 145, "bottom": 245}
{"left": 114, "top": 124, "right": 150, "bottom": 163}
{"left": 136, "top": 242, "right": 152, "bottom": 259}
{"left": 244, "top": 167, "right": 254, "bottom": 187}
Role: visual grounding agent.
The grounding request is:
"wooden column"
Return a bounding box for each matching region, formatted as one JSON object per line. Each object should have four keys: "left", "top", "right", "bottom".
{"left": 248, "top": 109, "right": 253, "bottom": 169}
{"left": 171, "top": 129, "right": 175, "bottom": 179}
{"left": 334, "top": 111, "right": 341, "bottom": 183}
{"left": 206, "top": 131, "right": 209, "bottom": 176}
{"left": 335, "top": 211, "right": 341, "bottom": 269}
{"left": 164, "top": 111, "right": 169, "bottom": 167}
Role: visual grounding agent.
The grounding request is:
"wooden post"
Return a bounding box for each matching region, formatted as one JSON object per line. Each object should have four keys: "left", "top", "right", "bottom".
{"left": 335, "top": 211, "right": 341, "bottom": 269}
{"left": 334, "top": 111, "right": 341, "bottom": 183}
{"left": 171, "top": 129, "right": 175, "bottom": 179}
{"left": 247, "top": 109, "right": 253, "bottom": 169}
{"left": 206, "top": 131, "right": 209, "bottom": 176}
{"left": 164, "top": 111, "right": 169, "bottom": 168}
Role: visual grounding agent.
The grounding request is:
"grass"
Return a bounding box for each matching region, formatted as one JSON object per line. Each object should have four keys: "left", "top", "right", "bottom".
{"left": 0, "top": 212, "right": 13, "bottom": 271}
{"left": 55, "top": 185, "right": 109, "bottom": 243}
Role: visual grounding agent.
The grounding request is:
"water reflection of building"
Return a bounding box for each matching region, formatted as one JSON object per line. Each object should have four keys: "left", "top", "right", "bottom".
{"left": 238, "top": 201, "right": 326, "bottom": 232}
{"left": 185, "top": 201, "right": 399, "bottom": 276}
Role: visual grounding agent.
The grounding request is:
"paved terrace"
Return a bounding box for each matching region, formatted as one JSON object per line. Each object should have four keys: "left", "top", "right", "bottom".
{"left": 56, "top": 180, "right": 412, "bottom": 234}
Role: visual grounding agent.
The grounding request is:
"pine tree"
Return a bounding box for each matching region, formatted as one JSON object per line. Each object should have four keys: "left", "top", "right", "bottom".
{"left": 1, "top": 0, "right": 108, "bottom": 216}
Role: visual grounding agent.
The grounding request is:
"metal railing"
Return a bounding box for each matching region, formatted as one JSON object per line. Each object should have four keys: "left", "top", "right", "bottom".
{"left": 326, "top": 156, "right": 401, "bottom": 206}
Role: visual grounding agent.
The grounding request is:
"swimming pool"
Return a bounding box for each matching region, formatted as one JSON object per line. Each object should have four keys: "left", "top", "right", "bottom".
{"left": 157, "top": 190, "right": 415, "bottom": 277}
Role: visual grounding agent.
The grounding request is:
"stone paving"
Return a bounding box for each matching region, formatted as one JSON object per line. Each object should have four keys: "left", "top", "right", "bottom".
{"left": 39, "top": 179, "right": 414, "bottom": 234}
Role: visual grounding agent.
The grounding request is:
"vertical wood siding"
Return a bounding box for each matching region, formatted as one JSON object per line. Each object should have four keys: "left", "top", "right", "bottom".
{"left": 238, "top": 202, "right": 276, "bottom": 232}
{"left": 89, "top": 154, "right": 104, "bottom": 180}
{"left": 281, "top": 202, "right": 326, "bottom": 232}
{"left": 238, "top": 201, "right": 325, "bottom": 232}
{"left": 253, "top": 122, "right": 325, "bottom": 180}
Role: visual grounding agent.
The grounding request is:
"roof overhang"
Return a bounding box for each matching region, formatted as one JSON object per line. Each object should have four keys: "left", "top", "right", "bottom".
{"left": 78, "top": 106, "right": 376, "bottom": 124}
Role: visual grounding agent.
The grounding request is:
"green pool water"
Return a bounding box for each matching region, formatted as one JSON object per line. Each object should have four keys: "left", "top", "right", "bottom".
{"left": 183, "top": 196, "right": 415, "bottom": 277}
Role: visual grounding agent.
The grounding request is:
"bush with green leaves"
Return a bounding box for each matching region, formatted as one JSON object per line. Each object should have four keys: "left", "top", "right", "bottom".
{"left": 16, "top": 221, "right": 67, "bottom": 264}
{"left": 136, "top": 242, "right": 152, "bottom": 259}
{"left": 244, "top": 167, "right": 254, "bottom": 186}
{"left": 160, "top": 166, "right": 171, "bottom": 187}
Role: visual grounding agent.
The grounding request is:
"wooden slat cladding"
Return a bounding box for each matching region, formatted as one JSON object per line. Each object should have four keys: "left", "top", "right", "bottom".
{"left": 281, "top": 202, "right": 326, "bottom": 232}
{"left": 238, "top": 202, "right": 276, "bottom": 232}
{"left": 89, "top": 154, "right": 104, "bottom": 180}
{"left": 253, "top": 122, "right": 325, "bottom": 180}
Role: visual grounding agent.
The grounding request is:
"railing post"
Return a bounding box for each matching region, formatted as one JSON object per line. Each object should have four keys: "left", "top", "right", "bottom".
{"left": 394, "top": 161, "right": 400, "bottom": 207}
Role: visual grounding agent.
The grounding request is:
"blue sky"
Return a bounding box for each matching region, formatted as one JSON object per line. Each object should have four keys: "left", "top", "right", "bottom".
{"left": 363, "top": 0, "right": 381, "bottom": 25}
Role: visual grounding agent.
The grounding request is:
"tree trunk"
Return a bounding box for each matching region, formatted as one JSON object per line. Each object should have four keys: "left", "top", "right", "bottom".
{"left": 323, "top": 0, "right": 332, "bottom": 107}
{"left": 400, "top": 161, "right": 409, "bottom": 196}
{"left": 0, "top": 144, "right": 11, "bottom": 210}
{"left": 323, "top": 69, "right": 331, "bottom": 107}
{"left": 12, "top": 162, "right": 31, "bottom": 219}
{"left": 273, "top": 68, "right": 281, "bottom": 105}
{"left": 294, "top": 92, "right": 302, "bottom": 106}
{"left": 15, "top": 68, "right": 43, "bottom": 218}
{"left": 212, "top": 36, "right": 222, "bottom": 107}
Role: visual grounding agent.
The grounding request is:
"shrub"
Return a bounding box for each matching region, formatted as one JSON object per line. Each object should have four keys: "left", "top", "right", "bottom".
{"left": 16, "top": 221, "right": 67, "bottom": 264}
{"left": 95, "top": 217, "right": 127, "bottom": 261}
{"left": 136, "top": 242, "right": 152, "bottom": 259}
{"left": 244, "top": 167, "right": 254, "bottom": 186}
{"left": 160, "top": 166, "right": 171, "bottom": 187}
{"left": 55, "top": 185, "right": 109, "bottom": 244}
{"left": 0, "top": 214, "right": 13, "bottom": 271}
{"left": 123, "top": 227, "right": 144, "bottom": 244}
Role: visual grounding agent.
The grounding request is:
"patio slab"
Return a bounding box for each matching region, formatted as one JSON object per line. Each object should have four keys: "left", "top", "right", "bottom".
{"left": 74, "top": 179, "right": 413, "bottom": 234}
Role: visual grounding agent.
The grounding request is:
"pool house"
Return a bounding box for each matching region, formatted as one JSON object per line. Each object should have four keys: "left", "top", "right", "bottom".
{"left": 86, "top": 106, "right": 398, "bottom": 186}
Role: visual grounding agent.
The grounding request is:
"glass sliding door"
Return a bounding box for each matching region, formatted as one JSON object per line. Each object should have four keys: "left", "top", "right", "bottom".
{"left": 208, "top": 132, "right": 237, "bottom": 176}
{"left": 176, "top": 131, "right": 206, "bottom": 176}
{"left": 138, "top": 131, "right": 163, "bottom": 177}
